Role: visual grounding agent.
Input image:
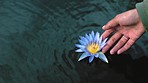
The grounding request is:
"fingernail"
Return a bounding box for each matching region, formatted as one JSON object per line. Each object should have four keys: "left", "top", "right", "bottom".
{"left": 102, "top": 49, "right": 106, "bottom": 53}
{"left": 102, "top": 25, "right": 105, "bottom": 30}
{"left": 110, "top": 50, "right": 114, "bottom": 55}
{"left": 117, "top": 50, "right": 121, "bottom": 55}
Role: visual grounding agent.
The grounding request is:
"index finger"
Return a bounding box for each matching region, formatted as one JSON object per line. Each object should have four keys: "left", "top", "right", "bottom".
{"left": 102, "top": 29, "right": 114, "bottom": 40}
{"left": 102, "top": 16, "right": 119, "bottom": 30}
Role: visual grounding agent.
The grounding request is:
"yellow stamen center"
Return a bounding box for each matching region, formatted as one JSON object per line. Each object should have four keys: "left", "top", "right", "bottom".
{"left": 87, "top": 43, "right": 99, "bottom": 54}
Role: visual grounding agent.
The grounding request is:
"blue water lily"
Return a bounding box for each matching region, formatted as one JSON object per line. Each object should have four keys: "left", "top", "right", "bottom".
{"left": 75, "top": 31, "right": 108, "bottom": 63}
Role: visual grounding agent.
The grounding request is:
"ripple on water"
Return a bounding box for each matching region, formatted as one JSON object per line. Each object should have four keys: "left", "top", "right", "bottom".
{"left": 0, "top": 0, "right": 147, "bottom": 83}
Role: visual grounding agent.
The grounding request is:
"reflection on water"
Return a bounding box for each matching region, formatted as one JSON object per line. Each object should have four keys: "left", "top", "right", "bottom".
{"left": 0, "top": 0, "right": 147, "bottom": 83}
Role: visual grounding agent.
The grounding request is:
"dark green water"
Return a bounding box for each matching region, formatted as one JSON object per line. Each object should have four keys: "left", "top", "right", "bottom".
{"left": 0, "top": 0, "right": 148, "bottom": 83}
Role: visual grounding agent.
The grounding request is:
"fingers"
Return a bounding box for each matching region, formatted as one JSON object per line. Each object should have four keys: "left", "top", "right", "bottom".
{"left": 102, "top": 16, "right": 119, "bottom": 30}
{"left": 110, "top": 36, "right": 129, "bottom": 54}
{"left": 117, "top": 39, "right": 135, "bottom": 54}
{"left": 102, "top": 28, "right": 114, "bottom": 40}
{"left": 102, "top": 32, "right": 122, "bottom": 53}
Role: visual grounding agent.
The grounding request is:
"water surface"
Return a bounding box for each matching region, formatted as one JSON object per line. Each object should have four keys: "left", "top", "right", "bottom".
{"left": 0, "top": 0, "right": 148, "bottom": 83}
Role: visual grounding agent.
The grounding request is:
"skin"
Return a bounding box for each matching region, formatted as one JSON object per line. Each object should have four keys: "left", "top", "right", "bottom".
{"left": 102, "top": 9, "right": 145, "bottom": 55}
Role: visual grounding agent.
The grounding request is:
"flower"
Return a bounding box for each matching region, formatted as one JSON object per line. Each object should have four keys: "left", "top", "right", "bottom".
{"left": 75, "top": 31, "right": 108, "bottom": 63}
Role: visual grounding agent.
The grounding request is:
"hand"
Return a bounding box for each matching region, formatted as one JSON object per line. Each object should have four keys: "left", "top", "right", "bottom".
{"left": 102, "top": 9, "right": 145, "bottom": 55}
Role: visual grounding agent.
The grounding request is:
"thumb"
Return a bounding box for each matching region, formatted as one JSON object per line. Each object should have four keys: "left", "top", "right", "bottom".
{"left": 102, "top": 16, "right": 119, "bottom": 30}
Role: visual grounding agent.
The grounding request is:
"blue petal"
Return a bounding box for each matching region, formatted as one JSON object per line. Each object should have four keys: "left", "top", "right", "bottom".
{"left": 89, "top": 33, "right": 93, "bottom": 42}
{"left": 91, "top": 31, "right": 95, "bottom": 39}
{"left": 78, "top": 53, "right": 88, "bottom": 61}
{"left": 100, "top": 43, "right": 106, "bottom": 50}
{"left": 80, "top": 36, "right": 89, "bottom": 45}
{"left": 84, "top": 50, "right": 91, "bottom": 56}
{"left": 85, "top": 34, "right": 90, "bottom": 41}
{"left": 75, "top": 49, "right": 84, "bottom": 52}
{"left": 99, "top": 35, "right": 103, "bottom": 45}
{"left": 89, "top": 56, "right": 94, "bottom": 63}
{"left": 102, "top": 38, "right": 108, "bottom": 44}
{"left": 75, "top": 44, "right": 85, "bottom": 49}
{"left": 95, "top": 53, "right": 99, "bottom": 58}
{"left": 79, "top": 39, "right": 87, "bottom": 45}
{"left": 94, "top": 32, "right": 100, "bottom": 43}
{"left": 100, "top": 38, "right": 108, "bottom": 49}
{"left": 98, "top": 52, "right": 108, "bottom": 63}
